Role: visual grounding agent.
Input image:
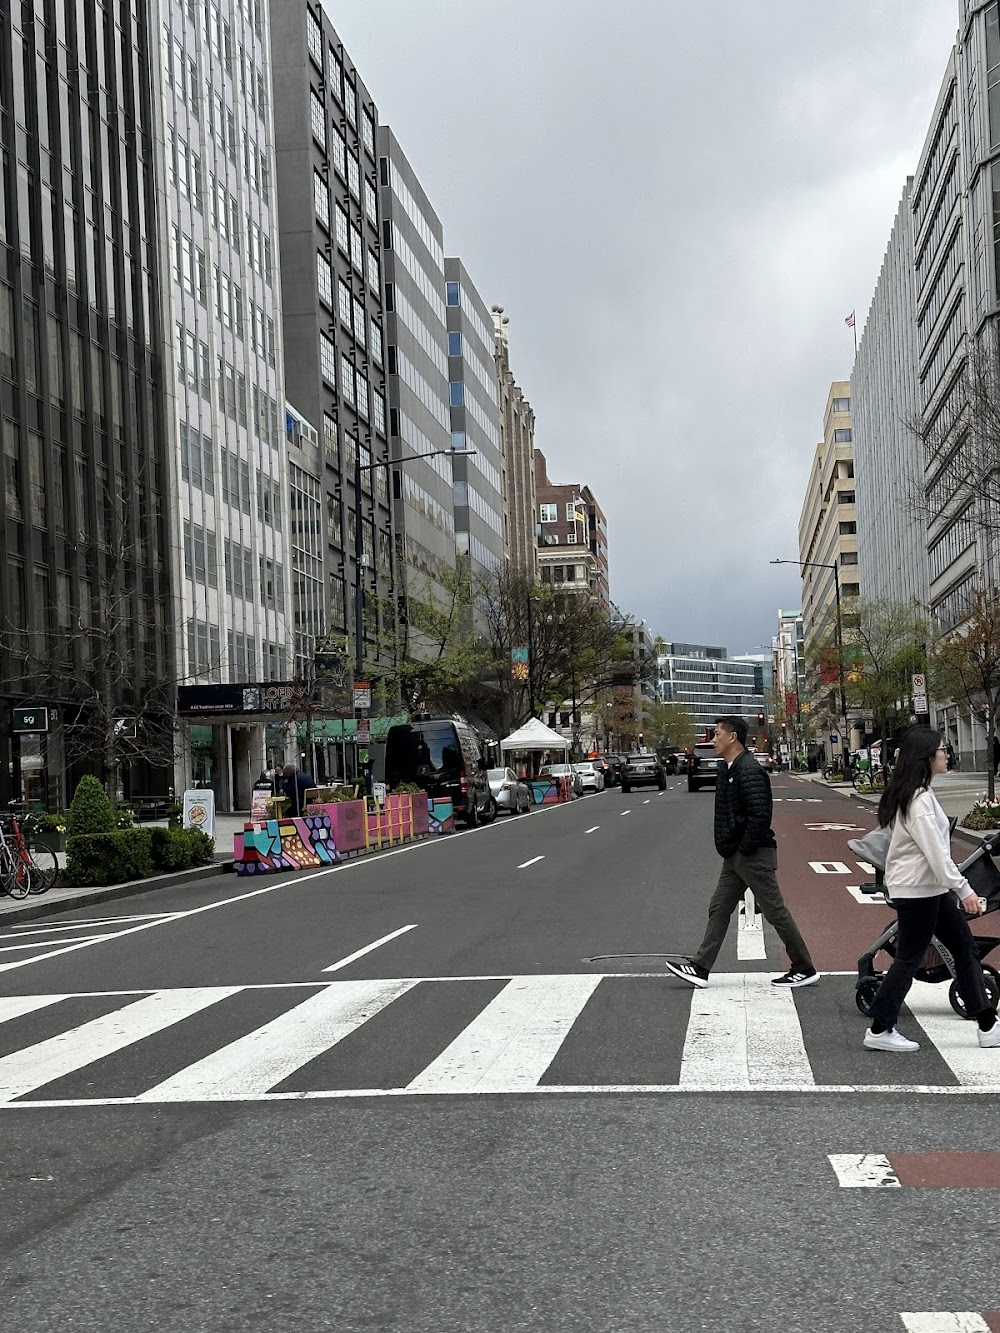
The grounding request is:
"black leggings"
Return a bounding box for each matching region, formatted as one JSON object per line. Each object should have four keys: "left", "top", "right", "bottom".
{"left": 870, "top": 892, "right": 994, "bottom": 1030}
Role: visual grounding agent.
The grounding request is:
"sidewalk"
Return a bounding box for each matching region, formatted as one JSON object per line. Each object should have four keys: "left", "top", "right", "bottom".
{"left": 796, "top": 770, "right": 993, "bottom": 842}
{"left": 0, "top": 813, "right": 247, "bottom": 926}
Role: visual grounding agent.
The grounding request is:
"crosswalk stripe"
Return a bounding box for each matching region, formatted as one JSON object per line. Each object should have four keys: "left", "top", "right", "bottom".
{"left": 0, "top": 994, "right": 70, "bottom": 1024}
{"left": 406, "top": 975, "right": 602, "bottom": 1093}
{"left": 907, "top": 981, "right": 1000, "bottom": 1087}
{"left": 0, "top": 987, "right": 241, "bottom": 1102}
{"left": 138, "top": 980, "right": 417, "bottom": 1101}
{"left": 680, "top": 974, "right": 814, "bottom": 1087}
{"left": 899, "top": 1316, "right": 992, "bottom": 1331}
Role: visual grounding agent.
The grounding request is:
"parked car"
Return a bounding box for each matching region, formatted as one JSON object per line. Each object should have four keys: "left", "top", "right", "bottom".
{"left": 591, "top": 756, "right": 615, "bottom": 787}
{"left": 599, "top": 754, "right": 622, "bottom": 787}
{"left": 385, "top": 717, "right": 496, "bottom": 827}
{"left": 752, "top": 751, "right": 775, "bottom": 773}
{"left": 573, "top": 761, "right": 605, "bottom": 793}
{"left": 687, "top": 741, "right": 722, "bottom": 792}
{"left": 488, "top": 767, "right": 532, "bottom": 815}
{"left": 538, "top": 763, "right": 584, "bottom": 797}
{"left": 621, "top": 752, "right": 667, "bottom": 793}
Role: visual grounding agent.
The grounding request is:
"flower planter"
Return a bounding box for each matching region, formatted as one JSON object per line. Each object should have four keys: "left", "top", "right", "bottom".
{"left": 31, "top": 830, "right": 67, "bottom": 854}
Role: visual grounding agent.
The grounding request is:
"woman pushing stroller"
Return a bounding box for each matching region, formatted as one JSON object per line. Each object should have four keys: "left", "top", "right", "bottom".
{"left": 864, "top": 726, "right": 1000, "bottom": 1053}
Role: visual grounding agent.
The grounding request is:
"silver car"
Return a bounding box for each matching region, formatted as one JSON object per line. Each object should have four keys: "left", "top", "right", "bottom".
{"left": 573, "top": 761, "right": 605, "bottom": 793}
{"left": 538, "top": 763, "right": 584, "bottom": 797}
{"left": 488, "top": 767, "right": 532, "bottom": 814}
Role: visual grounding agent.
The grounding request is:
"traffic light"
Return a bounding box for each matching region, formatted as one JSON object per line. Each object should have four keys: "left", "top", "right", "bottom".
{"left": 637, "top": 731, "right": 644, "bottom": 745}
{"left": 757, "top": 712, "right": 765, "bottom": 725}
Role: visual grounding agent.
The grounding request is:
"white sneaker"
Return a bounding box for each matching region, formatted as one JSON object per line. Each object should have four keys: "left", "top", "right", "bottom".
{"left": 863, "top": 1027, "right": 920, "bottom": 1053}
{"left": 978, "top": 1024, "right": 1000, "bottom": 1048}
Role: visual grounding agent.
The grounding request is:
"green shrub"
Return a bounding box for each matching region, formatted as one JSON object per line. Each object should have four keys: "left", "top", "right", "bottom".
{"left": 66, "top": 829, "right": 153, "bottom": 886}
{"left": 166, "top": 803, "right": 184, "bottom": 830}
{"left": 392, "top": 782, "right": 423, "bottom": 794}
{"left": 148, "top": 828, "right": 216, "bottom": 872}
{"left": 116, "top": 806, "right": 136, "bottom": 828}
{"left": 67, "top": 776, "right": 115, "bottom": 837}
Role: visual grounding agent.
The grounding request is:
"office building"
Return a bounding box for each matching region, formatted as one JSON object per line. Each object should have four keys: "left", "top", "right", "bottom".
{"left": 159, "top": 0, "right": 293, "bottom": 809}
{"left": 270, "top": 2, "right": 395, "bottom": 690}
{"left": 376, "top": 126, "right": 457, "bottom": 631}
{"left": 0, "top": 0, "right": 173, "bottom": 807}
{"left": 657, "top": 644, "right": 765, "bottom": 739}
{"left": 493, "top": 307, "right": 537, "bottom": 581}
{"left": 797, "top": 380, "right": 859, "bottom": 758}
{"left": 445, "top": 258, "right": 504, "bottom": 578}
{"left": 853, "top": 180, "right": 929, "bottom": 609}
{"left": 534, "top": 450, "right": 609, "bottom": 608}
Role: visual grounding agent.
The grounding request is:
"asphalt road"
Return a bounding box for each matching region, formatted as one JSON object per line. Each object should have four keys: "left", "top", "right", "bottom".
{"left": 1, "top": 775, "right": 999, "bottom": 1332}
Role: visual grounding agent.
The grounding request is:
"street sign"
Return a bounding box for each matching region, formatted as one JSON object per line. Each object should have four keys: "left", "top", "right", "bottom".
{"left": 830, "top": 733, "right": 839, "bottom": 744}
{"left": 912, "top": 672, "right": 928, "bottom": 713}
{"left": 353, "top": 682, "right": 371, "bottom": 711}
{"left": 12, "top": 707, "right": 48, "bottom": 734}
{"left": 356, "top": 719, "right": 371, "bottom": 744}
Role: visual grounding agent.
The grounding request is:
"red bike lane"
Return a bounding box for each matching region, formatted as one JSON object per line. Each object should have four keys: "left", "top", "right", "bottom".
{"left": 770, "top": 774, "right": 998, "bottom": 974}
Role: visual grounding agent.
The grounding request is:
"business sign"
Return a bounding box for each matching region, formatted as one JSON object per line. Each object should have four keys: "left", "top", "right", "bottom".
{"left": 177, "top": 683, "right": 295, "bottom": 716}
{"left": 353, "top": 682, "right": 371, "bottom": 711}
{"left": 182, "top": 788, "right": 216, "bottom": 838}
{"left": 12, "top": 707, "right": 49, "bottom": 734}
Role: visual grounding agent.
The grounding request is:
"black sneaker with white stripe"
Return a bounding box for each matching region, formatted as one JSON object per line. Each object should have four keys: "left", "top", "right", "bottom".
{"left": 771, "top": 969, "right": 819, "bottom": 988}
{"left": 664, "top": 958, "right": 709, "bottom": 988}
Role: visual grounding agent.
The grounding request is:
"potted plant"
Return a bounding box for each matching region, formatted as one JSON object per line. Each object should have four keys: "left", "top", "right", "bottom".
{"left": 30, "top": 812, "right": 68, "bottom": 853}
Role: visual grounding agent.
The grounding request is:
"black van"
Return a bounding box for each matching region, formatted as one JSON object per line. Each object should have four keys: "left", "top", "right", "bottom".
{"left": 384, "top": 717, "right": 496, "bottom": 826}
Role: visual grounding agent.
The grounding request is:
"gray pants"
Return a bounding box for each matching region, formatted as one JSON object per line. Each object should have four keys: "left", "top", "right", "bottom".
{"left": 692, "top": 847, "right": 814, "bottom": 975}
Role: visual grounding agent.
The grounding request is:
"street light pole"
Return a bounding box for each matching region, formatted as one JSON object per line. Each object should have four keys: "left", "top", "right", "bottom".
{"left": 770, "top": 558, "right": 849, "bottom": 762}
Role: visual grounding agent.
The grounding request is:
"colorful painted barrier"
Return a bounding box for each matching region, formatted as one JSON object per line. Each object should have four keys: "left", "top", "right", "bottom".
{"left": 528, "top": 776, "right": 573, "bottom": 806}
{"left": 234, "top": 813, "right": 338, "bottom": 876}
{"left": 305, "top": 793, "right": 433, "bottom": 855}
{"left": 307, "top": 800, "right": 368, "bottom": 854}
{"left": 428, "top": 797, "right": 455, "bottom": 833}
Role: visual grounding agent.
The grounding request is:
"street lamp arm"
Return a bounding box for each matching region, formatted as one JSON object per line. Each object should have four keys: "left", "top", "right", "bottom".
{"left": 359, "top": 447, "right": 477, "bottom": 472}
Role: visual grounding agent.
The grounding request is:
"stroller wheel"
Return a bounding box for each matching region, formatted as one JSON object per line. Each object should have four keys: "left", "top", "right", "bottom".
{"left": 949, "top": 965, "right": 1000, "bottom": 1019}
{"left": 855, "top": 977, "right": 881, "bottom": 1017}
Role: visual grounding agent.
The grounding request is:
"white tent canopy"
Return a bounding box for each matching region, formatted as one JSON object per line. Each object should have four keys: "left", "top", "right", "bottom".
{"left": 500, "top": 717, "right": 570, "bottom": 754}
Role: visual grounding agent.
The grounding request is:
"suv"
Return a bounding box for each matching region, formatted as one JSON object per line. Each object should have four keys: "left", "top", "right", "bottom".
{"left": 687, "top": 742, "right": 721, "bottom": 792}
{"left": 621, "top": 752, "right": 667, "bottom": 793}
{"left": 385, "top": 717, "right": 496, "bottom": 826}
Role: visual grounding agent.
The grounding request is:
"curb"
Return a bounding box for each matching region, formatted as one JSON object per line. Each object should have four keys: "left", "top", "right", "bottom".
{"left": 0, "top": 860, "right": 236, "bottom": 926}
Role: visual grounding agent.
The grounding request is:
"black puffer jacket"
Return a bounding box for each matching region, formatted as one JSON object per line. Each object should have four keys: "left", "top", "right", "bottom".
{"left": 714, "top": 750, "right": 777, "bottom": 858}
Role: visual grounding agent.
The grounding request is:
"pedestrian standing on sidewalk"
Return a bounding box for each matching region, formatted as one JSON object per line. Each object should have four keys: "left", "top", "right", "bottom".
{"left": 863, "top": 726, "right": 999, "bottom": 1053}
{"left": 665, "top": 716, "right": 819, "bottom": 990}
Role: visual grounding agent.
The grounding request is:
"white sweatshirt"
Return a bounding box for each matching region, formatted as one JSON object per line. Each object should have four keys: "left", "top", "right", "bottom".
{"left": 884, "top": 787, "right": 974, "bottom": 901}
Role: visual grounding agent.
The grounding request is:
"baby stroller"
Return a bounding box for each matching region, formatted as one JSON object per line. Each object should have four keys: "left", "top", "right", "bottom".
{"left": 849, "top": 827, "right": 1000, "bottom": 1019}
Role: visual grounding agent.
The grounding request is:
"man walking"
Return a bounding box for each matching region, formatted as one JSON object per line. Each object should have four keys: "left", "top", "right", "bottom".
{"left": 665, "top": 716, "right": 819, "bottom": 989}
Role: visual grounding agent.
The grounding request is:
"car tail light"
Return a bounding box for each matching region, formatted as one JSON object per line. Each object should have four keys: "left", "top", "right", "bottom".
{"left": 500, "top": 783, "right": 511, "bottom": 792}
{"left": 459, "top": 774, "right": 468, "bottom": 793}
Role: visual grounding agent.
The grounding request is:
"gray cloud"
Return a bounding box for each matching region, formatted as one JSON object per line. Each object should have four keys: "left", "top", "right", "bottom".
{"left": 322, "top": 0, "right": 956, "bottom": 651}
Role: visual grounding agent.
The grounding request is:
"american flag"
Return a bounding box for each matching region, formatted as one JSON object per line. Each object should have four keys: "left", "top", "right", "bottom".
{"left": 844, "top": 311, "right": 856, "bottom": 328}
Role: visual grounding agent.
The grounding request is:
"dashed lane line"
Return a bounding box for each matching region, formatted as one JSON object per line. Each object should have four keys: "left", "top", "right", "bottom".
{"left": 585, "top": 826, "right": 599, "bottom": 834}
{"left": 517, "top": 855, "right": 545, "bottom": 869}
{"left": 321, "top": 924, "right": 418, "bottom": 974}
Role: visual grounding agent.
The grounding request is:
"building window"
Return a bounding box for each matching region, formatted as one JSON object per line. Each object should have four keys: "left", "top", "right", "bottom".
{"left": 370, "top": 319, "right": 383, "bottom": 365}
{"left": 338, "top": 280, "right": 352, "bottom": 327}
{"left": 832, "top": 397, "right": 851, "bottom": 412}
{"left": 366, "top": 248, "right": 379, "bottom": 292}
{"left": 306, "top": 8, "right": 323, "bottom": 66}
{"left": 340, "top": 354, "right": 355, "bottom": 406}
{"left": 350, "top": 226, "right": 364, "bottom": 273}
{"left": 840, "top": 550, "right": 859, "bottom": 566}
{"left": 833, "top": 428, "right": 852, "bottom": 443}
{"left": 327, "top": 49, "right": 343, "bottom": 102}
{"left": 839, "top": 520, "right": 857, "bottom": 535}
{"left": 330, "top": 127, "right": 346, "bottom": 180}
{"left": 317, "top": 252, "right": 333, "bottom": 308}
{"left": 356, "top": 371, "right": 369, "bottom": 421}
{"left": 362, "top": 110, "right": 375, "bottom": 159}
{"left": 449, "top": 382, "right": 464, "bottom": 407}
{"left": 448, "top": 331, "right": 462, "bottom": 356}
{"left": 837, "top": 490, "right": 855, "bottom": 505}
{"left": 320, "top": 333, "right": 337, "bottom": 386}
{"left": 373, "top": 391, "right": 386, "bottom": 435}
{"left": 310, "top": 91, "right": 325, "bottom": 146}
{"left": 446, "top": 281, "right": 460, "bottom": 306}
{"left": 347, "top": 155, "right": 361, "bottom": 201}
{"left": 539, "top": 503, "right": 557, "bottom": 523}
{"left": 363, "top": 179, "right": 378, "bottom": 226}
{"left": 335, "top": 204, "right": 349, "bottom": 254}
{"left": 313, "top": 171, "right": 329, "bottom": 230}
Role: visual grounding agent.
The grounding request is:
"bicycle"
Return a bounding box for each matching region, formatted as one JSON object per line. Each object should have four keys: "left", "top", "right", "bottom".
{"left": 852, "top": 765, "right": 885, "bottom": 794}
{"left": 0, "top": 808, "right": 58, "bottom": 897}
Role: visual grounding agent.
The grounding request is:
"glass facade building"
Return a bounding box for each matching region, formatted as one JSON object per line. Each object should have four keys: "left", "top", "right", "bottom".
{"left": 657, "top": 643, "right": 765, "bottom": 739}
{"left": 0, "top": 0, "right": 172, "bottom": 807}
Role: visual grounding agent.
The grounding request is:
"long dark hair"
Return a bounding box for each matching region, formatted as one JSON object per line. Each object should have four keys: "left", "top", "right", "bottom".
{"left": 877, "top": 726, "right": 941, "bottom": 827}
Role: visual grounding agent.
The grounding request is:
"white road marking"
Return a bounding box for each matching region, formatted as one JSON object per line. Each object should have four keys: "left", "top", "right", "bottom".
{"left": 620, "top": 810, "right": 631, "bottom": 816}
{"left": 585, "top": 826, "right": 599, "bottom": 834}
{"left": 679, "top": 974, "right": 813, "bottom": 1087}
{"left": 907, "top": 980, "right": 1000, "bottom": 1087}
{"left": 857, "top": 861, "right": 876, "bottom": 876}
{"left": 847, "top": 885, "right": 887, "bottom": 904}
{"left": 517, "top": 855, "right": 545, "bottom": 869}
{"left": 7, "top": 915, "right": 172, "bottom": 933}
{"left": 899, "top": 1315, "right": 992, "bottom": 1332}
{"left": 736, "top": 891, "right": 767, "bottom": 960}
{"left": 0, "top": 938, "right": 103, "bottom": 953}
{"left": 140, "top": 979, "right": 417, "bottom": 1101}
{"left": 828, "top": 1153, "right": 900, "bottom": 1188}
{"left": 322, "top": 924, "right": 418, "bottom": 974}
{"left": 809, "top": 861, "right": 851, "bottom": 874}
{"left": 0, "top": 987, "right": 240, "bottom": 1102}
{"left": 406, "top": 975, "right": 601, "bottom": 1093}
{"left": 804, "top": 823, "right": 864, "bottom": 832}
{"left": 0, "top": 994, "right": 70, "bottom": 1024}
{"left": 643, "top": 799, "right": 651, "bottom": 805}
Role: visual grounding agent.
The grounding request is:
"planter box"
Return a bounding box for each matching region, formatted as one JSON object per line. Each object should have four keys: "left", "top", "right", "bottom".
{"left": 31, "top": 830, "right": 67, "bottom": 853}
{"left": 234, "top": 813, "right": 337, "bottom": 876}
{"left": 306, "top": 800, "right": 368, "bottom": 855}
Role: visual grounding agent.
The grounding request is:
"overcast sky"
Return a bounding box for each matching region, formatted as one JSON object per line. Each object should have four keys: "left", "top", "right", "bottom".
{"left": 321, "top": 0, "right": 957, "bottom": 654}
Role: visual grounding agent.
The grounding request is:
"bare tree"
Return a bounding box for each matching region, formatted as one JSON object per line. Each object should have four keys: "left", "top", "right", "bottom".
{"left": 929, "top": 584, "right": 1000, "bottom": 798}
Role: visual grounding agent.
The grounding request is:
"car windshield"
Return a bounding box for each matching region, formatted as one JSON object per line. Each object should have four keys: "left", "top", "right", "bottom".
{"left": 574, "top": 763, "right": 593, "bottom": 772}
{"left": 488, "top": 769, "right": 508, "bottom": 781}
{"left": 543, "top": 765, "right": 570, "bottom": 775}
